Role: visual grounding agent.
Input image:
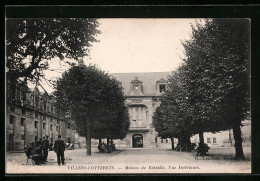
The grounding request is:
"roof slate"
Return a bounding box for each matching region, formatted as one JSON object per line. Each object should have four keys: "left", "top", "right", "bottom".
{"left": 109, "top": 72, "right": 170, "bottom": 96}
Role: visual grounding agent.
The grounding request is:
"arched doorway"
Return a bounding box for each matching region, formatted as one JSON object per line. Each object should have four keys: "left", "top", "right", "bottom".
{"left": 132, "top": 134, "right": 143, "bottom": 148}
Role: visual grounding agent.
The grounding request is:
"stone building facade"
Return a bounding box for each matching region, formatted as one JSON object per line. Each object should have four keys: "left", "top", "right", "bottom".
{"left": 6, "top": 82, "right": 80, "bottom": 151}
{"left": 109, "top": 72, "right": 250, "bottom": 149}
{"left": 191, "top": 119, "right": 251, "bottom": 148}
{"left": 110, "top": 72, "right": 171, "bottom": 148}
{"left": 7, "top": 74, "right": 250, "bottom": 151}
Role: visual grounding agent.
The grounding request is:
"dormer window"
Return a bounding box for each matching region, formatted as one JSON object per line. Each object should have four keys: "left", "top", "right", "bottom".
{"left": 156, "top": 78, "right": 167, "bottom": 95}
{"left": 159, "top": 84, "right": 166, "bottom": 93}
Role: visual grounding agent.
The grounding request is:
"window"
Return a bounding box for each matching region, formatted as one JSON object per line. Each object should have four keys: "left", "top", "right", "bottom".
{"left": 21, "top": 91, "right": 26, "bottom": 103}
{"left": 31, "top": 92, "right": 35, "bottom": 106}
{"left": 166, "top": 139, "right": 168, "bottom": 143}
{"left": 9, "top": 115, "right": 15, "bottom": 124}
{"left": 56, "top": 126, "right": 59, "bottom": 132}
{"left": 43, "top": 123, "right": 46, "bottom": 130}
{"left": 35, "top": 96, "right": 39, "bottom": 107}
{"left": 159, "top": 84, "right": 166, "bottom": 93}
{"left": 43, "top": 101, "right": 46, "bottom": 111}
{"left": 67, "top": 123, "right": 71, "bottom": 129}
{"left": 138, "top": 107, "right": 142, "bottom": 119}
{"left": 57, "top": 120, "right": 59, "bottom": 124}
{"left": 207, "top": 138, "right": 211, "bottom": 143}
{"left": 50, "top": 118, "right": 53, "bottom": 122}
{"left": 133, "top": 107, "right": 142, "bottom": 121}
{"left": 35, "top": 136, "right": 38, "bottom": 142}
{"left": 161, "top": 139, "right": 163, "bottom": 143}
{"left": 213, "top": 137, "right": 217, "bottom": 143}
{"left": 22, "top": 109, "right": 26, "bottom": 115}
{"left": 50, "top": 124, "right": 53, "bottom": 131}
{"left": 16, "top": 86, "right": 20, "bottom": 101}
{"left": 35, "top": 113, "right": 38, "bottom": 118}
{"left": 10, "top": 106, "right": 15, "bottom": 112}
{"left": 51, "top": 137, "right": 53, "bottom": 144}
{"left": 46, "top": 102, "right": 49, "bottom": 112}
{"left": 21, "top": 118, "right": 25, "bottom": 126}
{"left": 11, "top": 87, "right": 16, "bottom": 100}
{"left": 21, "top": 134, "right": 24, "bottom": 140}
{"left": 67, "top": 137, "right": 71, "bottom": 143}
{"left": 43, "top": 116, "right": 46, "bottom": 120}
{"left": 132, "top": 107, "right": 136, "bottom": 121}
{"left": 35, "top": 121, "right": 38, "bottom": 128}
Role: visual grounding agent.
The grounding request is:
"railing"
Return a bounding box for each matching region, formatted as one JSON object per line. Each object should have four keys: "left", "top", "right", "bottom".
{"left": 130, "top": 120, "right": 149, "bottom": 128}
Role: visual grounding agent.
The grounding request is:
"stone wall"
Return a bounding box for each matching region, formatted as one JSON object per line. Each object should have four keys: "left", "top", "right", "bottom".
{"left": 117, "top": 96, "right": 169, "bottom": 148}
{"left": 6, "top": 104, "right": 77, "bottom": 151}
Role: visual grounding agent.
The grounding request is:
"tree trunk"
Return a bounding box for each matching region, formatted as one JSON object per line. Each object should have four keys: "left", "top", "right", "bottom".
{"left": 178, "top": 138, "right": 182, "bottom": 152}
{"left": 185, "top": 135, "right": 191, "bottom": 152}
{"left": 86, "top": 120, "right": 91, "bottom": 156}
{"left": 198, "top": 132, "right": 207, "bottom": 156}
{"left": 107, "top": 138, "right": 112, "bottom": 153}
{"left": 111, "top": 139, "right": 114, "bottom": 151}
{"left": 179, "top": 139, "right": 182, "bottom": 152}
{"left": 232, "top": 123, "right": 245, "bottom": 160}
{"left": 179, "top": 135, "right": 191, "bottom": 152}
{"left": 86, "top": 135, "right": 91, "bottom": 156}
{"left": 98, "top": 138, "right": 102, "bottom": 146}
{"left": 170, "top": 136, "right": 174, "bottom": 150}
{"left": 199, "top": 132, "right": 204, "bottom": 146}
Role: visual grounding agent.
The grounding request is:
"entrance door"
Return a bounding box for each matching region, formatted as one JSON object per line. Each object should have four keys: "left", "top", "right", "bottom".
{"left": 8, "top": 134, "right": 14, "bottom": 151}
{"left": 132, "top": 134, "right": 143, "bottom": 148}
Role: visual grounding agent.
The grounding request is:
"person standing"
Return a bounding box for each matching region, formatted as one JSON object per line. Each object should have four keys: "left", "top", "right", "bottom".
{"left": 54, "top": 135, "right": 65, "bottom": 166}
{"left": 35, "top": 138, "right": 43, "bottom": 155}
{"left": 36, "top": 138, "right": 42, "bottom": 147}
{"left": 42, "top": 136, "right": 49, "bottom": 162}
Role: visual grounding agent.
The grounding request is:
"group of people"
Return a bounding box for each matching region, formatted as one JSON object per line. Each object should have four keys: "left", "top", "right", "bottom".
{"left": 97, "top": 141, "right": 116, "bottom": 153}
{"left": 25, "top": 136, "right": 50, "bottom": 164}
{"left": 25, "top": 135, "right": 66, "bottom": 166}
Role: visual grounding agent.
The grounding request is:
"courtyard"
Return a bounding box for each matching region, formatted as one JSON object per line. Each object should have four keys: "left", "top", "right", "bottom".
{"left": 6, "top": 146, "right": 251, "bottom": 174}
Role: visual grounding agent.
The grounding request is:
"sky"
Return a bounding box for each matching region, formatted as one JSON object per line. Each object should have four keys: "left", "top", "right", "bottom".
{"left": 38, "top": 18, "right": 200, "bottom": 93}
{"left": 83, "top": 18, "right": 197, "bottom": 73}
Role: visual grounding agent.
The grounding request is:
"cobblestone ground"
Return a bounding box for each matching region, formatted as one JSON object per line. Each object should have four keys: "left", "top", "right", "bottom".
{"left": 6, "top": 146, "right": 251, "bottom": 174}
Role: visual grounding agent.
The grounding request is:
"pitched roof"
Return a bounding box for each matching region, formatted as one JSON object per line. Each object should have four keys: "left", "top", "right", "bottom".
{"left": 109, "top": 72, "right": 170, "bottom": 96}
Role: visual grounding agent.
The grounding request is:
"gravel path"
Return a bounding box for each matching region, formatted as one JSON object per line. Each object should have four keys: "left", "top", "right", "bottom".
{"left": 6, "top": 147, "right": 251, "bottom": 174}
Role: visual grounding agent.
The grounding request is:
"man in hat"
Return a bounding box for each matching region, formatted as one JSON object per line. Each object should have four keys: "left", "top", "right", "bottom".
{"left": 42, "top": 136, "right": 49, "bottom": 162}
{"left": 36, "top": 138, "right": 42, "bottom": 147}
{"left": 54, "top": 135, "right": 65, "bottom": 165}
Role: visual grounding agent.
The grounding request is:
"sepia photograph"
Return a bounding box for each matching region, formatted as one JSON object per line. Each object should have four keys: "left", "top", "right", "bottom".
{"left": 5, "top": 18, "right": 251, "bottom": 174}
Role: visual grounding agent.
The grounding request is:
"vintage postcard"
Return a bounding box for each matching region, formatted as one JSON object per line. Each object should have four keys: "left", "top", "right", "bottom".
{"left": 5, "top": 17, "right": 251, "bottom": 174}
